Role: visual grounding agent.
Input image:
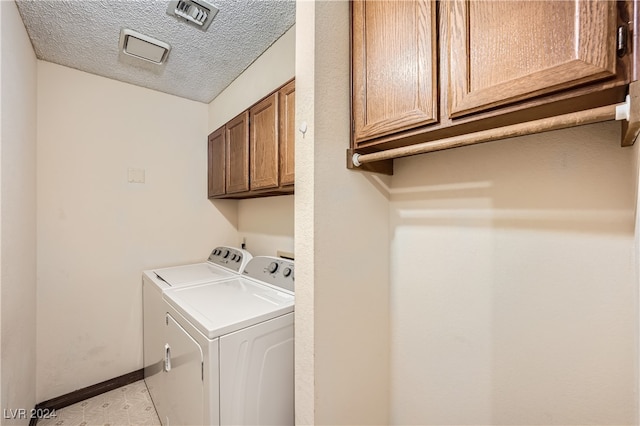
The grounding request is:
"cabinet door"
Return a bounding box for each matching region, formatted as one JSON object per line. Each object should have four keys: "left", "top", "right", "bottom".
{"left": 279, "top": 80, "right": 295, "bottom": 187}
{"left": 447, "top": 0, "right": 618, "bottom": 118}
{"left": 250, "top": 93, "right": 279, "bottom": 190}
{"left": 226, "top": 111, "right": 250, "bottom": 194}
{"left": 208, "top": 126, "right": 225, "bottom": 197}
{"left": 352, "top": 0, "right": 438, "bottom": 144}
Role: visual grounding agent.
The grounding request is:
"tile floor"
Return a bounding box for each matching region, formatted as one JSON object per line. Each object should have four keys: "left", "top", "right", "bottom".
{"left": 37, "top": 380, "right": 161, "bottom": 426}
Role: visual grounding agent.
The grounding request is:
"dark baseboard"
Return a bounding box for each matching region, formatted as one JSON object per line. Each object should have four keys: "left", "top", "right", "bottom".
{"left": 29, "top": 369, "right": 144, "bottom": 426}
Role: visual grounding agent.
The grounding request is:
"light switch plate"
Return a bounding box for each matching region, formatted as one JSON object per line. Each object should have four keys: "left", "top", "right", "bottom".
{"left": 128, "top": 168, "right": 145, "bottom": 183}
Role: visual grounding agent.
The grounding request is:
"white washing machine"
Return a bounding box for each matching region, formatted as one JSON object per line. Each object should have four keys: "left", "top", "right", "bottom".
{"left": 142, "top": 246, "right": 252, "bottom": 422}
{"left": 160, "top": 256, "right": 295, "bottom": 426}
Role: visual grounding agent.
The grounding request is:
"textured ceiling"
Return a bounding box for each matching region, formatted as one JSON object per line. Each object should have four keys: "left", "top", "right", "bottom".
{"left": 16, "top": 0, "right": 296, "bottom": 103}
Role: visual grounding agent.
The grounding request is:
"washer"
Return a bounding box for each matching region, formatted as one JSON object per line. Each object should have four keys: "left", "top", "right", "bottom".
{"left": 142, "top": 246, "right": 252, "bottom": 423}
{"left": 160, "top": 256, "right": 295, "bottom": 426}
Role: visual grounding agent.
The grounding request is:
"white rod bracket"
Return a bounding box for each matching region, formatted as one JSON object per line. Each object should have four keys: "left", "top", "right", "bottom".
{"left": 616, "top": 95, "right": 631, "bottom": 121}
{"left": 352, "top": 153, "right": 362, "bottom": 167}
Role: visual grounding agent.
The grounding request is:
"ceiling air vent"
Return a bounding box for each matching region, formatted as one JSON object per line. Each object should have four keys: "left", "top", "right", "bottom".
{"left": 119, "top": 29, "right": 171, "bottom": 64}
{"left": 166, "top": 0, "right": 219, "bottom": 31}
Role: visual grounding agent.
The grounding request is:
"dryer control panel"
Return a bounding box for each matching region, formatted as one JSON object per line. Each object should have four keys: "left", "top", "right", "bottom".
{"left": 208, "top": 246, "right": 252, "bottom": 273}
{"left": 242, "top": 256, "right": 295, "bottom": 293}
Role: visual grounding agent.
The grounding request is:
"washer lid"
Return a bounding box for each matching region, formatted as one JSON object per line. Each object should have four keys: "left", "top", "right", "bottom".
{"left": 153, "top": 262, "right": 235, "bottom": 288}
{"left": 163, "top": 278, "right": 294, "bottom": 339}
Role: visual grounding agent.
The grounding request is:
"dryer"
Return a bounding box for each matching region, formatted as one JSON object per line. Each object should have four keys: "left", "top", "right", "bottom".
{"left": 160, "top": 256, "right": 295, "bottom": 426}
{"left": 142, "top": 246, "right": 252, "bottom": 422}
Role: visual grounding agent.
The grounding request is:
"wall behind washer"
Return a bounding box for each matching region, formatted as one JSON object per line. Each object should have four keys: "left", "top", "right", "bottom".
{"left": 208, "top": 26, "right": 295, "bottom": 257}
{"left": 0, "top": 1, "right": 37, "bottom": 421}
{"left": 36, "top": 62, "right": 238, "bottom": 402}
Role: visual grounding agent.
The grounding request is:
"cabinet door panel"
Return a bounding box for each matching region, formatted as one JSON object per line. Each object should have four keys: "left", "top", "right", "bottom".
{"left": 448, "top": 0, "right": 617, "bottom": 118}
{"left": 279, "top": 80, "right": 295, "bottom": 187}
{"left": 208, "top": 126, "right": 225, "bottom": 197}
{"left": 352, "top": 0, "right": 438, "bottom": 144}
{"left": 250, "top": 93, "right": 279, "bottom": 191}
{"left": 226, "top": 112, "right": 250, "bottom": 194}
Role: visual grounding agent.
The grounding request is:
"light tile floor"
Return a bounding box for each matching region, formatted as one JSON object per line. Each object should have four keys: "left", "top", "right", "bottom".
{"left": 37, "top": 380, "right": 161, "bottom": 426}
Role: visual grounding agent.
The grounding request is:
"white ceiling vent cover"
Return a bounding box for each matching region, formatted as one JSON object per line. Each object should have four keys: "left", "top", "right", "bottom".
{"left": 167, "top": 0, "right": 219, "bottom": 31}
{"left": 119, "top": 29, "right": 171, "bottom": 64}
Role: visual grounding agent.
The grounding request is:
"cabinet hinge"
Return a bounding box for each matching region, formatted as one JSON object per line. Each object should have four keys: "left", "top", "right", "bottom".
{"left": 617, "top": 24, "right": 629, "bottom": 57}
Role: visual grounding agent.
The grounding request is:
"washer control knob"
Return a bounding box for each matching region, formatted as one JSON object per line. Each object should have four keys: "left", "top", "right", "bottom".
{"left": 283, "top": 267, "right": 292, "bottom": 278}
{"left": 267, "top": 261, "right": 279, "bottom": 274}
{"left": 235, "top": 256, "right": 242, "bottom": 263}
{"left": 223, "top": 250, "right": 230, "bottom": 259}
{"left": 231, "top": 254, "right": 237, "bottom": 261}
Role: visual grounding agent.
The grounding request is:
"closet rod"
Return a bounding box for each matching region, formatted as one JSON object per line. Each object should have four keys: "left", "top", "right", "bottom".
{"left": 352, "top": 100, "right": 629, "bottom": 167}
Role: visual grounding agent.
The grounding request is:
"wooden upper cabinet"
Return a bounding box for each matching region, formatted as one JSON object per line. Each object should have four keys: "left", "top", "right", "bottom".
{"left": 250, "top": 93, "right": 279, "bottom": 191}
{"left": 207, "top": 79, "right": 295, "bottom": 199}
{"left": 349, "top": 0, "right": 632, "bottom": 165}
{"left": 225, "top": 111, "right": 250, "bottom": 194}
{"left": 208, "top": 127, "right": 225, "bottom": 197}
{"left": 447, "top": 0, "right": 618, "bottom": 118}
{"left": 352, "top": 0, "right": 439, "bottom": 144}
{"left": 279, "top": 80, "right": 295, "bottom": 186}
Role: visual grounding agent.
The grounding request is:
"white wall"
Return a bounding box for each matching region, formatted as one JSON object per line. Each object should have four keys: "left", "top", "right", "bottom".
{"left": 237, "top": 196, "right": 294, "bottom": 257}
{"left": 208, "top": 26, "right": 295, "bottom": 257}
{"left": 208, "top": 25, "right": 295, "bottom": 131}
{"left": 295, "top": 2, "right": 390, "bottom": 424}
{"left": 389, "top": 122, "right": 638, "bottom": 425}
{"left": 36, "top": 62, "right": 238, "bottom": 401}
{"left": 0, "top": 1, "right": 38, "bottom": 422}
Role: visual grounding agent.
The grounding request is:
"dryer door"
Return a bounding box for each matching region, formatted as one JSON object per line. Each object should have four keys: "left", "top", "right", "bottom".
{"left": 165, "top": 313, "right": 204, "bottom": 426}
